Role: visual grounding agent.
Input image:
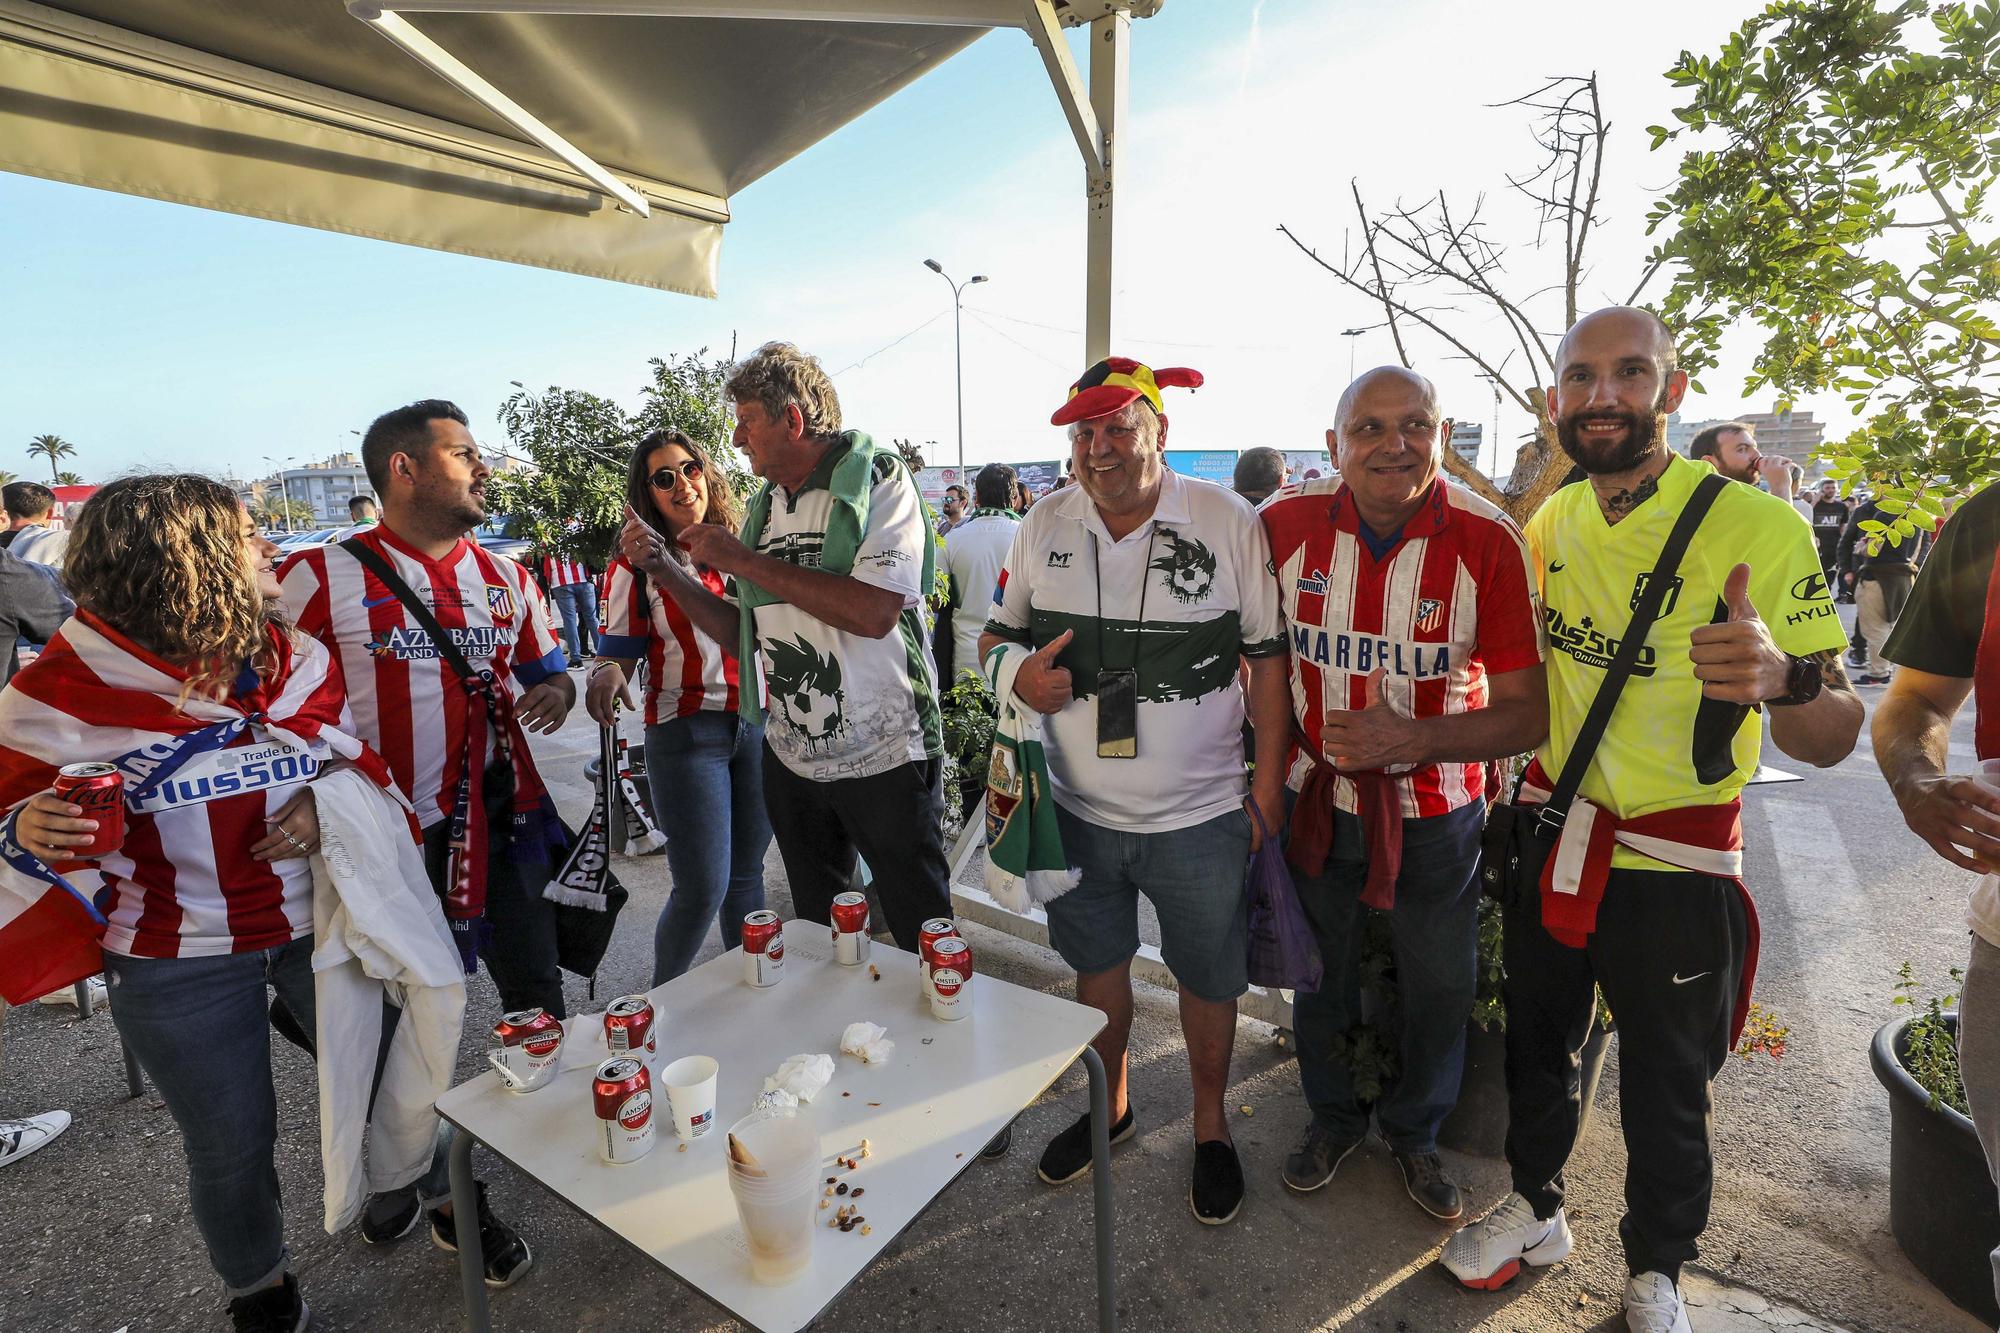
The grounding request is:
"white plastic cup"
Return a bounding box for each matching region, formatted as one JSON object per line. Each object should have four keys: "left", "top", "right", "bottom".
{"left": 661, "top": 1055, "right": 719, "bottom": 1140}
{"left": 724, "top": 1109, "right": 821, "bottom": 1284}
{"left": 1980, "top": 759, "right": 2000, "bottom": 788}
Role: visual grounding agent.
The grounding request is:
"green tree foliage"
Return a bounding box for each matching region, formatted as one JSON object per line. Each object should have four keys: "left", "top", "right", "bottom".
{"left": 1649, "top": 0, "right": 2000, "bottom": 543}
{"left": 486, "top": 351, "right": 752, "bottom": 568}
{"left": 53, "top": 471, "right": 84, "bottom": 486}
{"left": 251, "top": 494, "right": 314, "bottom": 531}
{"left": 26, "top": 434, "right": 74, "bottom": 483}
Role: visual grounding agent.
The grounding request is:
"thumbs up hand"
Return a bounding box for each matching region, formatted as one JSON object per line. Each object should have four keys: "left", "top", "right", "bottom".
{"left": 1689, "top": 562, "right": 1791, "bottom": 703}
{"left": 1014, "top": 628, "right": 1076, "bottom": 714}
{"left": 1321, "top": 667, "right": 1415, "bottom": 772}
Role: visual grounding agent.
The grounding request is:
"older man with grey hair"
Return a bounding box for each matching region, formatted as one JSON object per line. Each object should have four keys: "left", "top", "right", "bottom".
{"left": 1232, "top": 447, "right": 1287, "bottom": 507}
{"left": 1260, "top": 365, "right": 1547, "bottom": 1221}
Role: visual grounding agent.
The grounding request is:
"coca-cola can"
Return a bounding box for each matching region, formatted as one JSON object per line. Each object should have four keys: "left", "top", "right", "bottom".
{"left": 930, "top": 967, "right": 970, "bottom": 1021}
{"left": 592, "top": 1057, "right": 656, "bottom": 1163}
{"left": 53, "top": 763, "right": 124, "bottom": 859}
{"left": 830, "top": 891, "right": 871, "bottom": 967}
{"left": 603, "top": 995, "right": 656, "bottom": 1058}
{"left": 917, "top": 917, "right": 957, "bottom": 999}
{"left": 742, "top": 910, "right": 785, "bottom": 988}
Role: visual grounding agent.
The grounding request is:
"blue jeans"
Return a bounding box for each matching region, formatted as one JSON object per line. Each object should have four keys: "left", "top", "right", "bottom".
{"left": 646, "top": 711, "right": 773, "bottom": 983}
{"left": 551, "top": 581, "right": 599, "bottom": 663}
{"left": 1290, "top": 799, "right": 1483, "bottom": 1153}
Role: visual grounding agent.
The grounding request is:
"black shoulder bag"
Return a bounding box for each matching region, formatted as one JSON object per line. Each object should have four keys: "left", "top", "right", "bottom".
{"left": 338, "top": 539, "right": 627, "bottom": 980}
{"left": 1478, "top": 473, "right": 1729, "bottom": 904}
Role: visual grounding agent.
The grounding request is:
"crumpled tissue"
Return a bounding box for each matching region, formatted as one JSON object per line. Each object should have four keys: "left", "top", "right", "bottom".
{"left": 840, "top": 1021, "right": 894, "bottom": 1065}
{"left": 763, "top": 1053, "right": 834, "bottom": 1103}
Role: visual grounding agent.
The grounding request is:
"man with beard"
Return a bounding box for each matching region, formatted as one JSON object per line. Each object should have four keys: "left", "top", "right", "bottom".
{"left": 281, "top": 399, "right": 570, "bottom": 1285}
{"left": 1441, "top": 309, "right": 1861, "bottom": 1333}
{"left": 1808, "top": 478, "right": 1851, "bottom": 591}
{"left": 1685, "top": 421, "right": 1761, "bottom": 485}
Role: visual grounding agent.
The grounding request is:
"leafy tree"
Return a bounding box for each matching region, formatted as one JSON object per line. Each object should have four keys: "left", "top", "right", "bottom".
{"left": 53, "top": 471, "right": 84, "bottom": 486}
{"left": 486, "top": 351, "right": 751, "bottom": 569}
{"left": 251, "top": 494, "right": 313, "bottom": 531}
{"left": 26, "top": 434, "right": 74, "bottom": 483}
{"left": 1648, "top": 0, "right": 2000, "bottom": 545}
{"left": 0, "top": 471, "right": 18, "bottom": 487}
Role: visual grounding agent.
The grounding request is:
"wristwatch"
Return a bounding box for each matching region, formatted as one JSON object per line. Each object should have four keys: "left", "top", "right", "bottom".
{"left": 1766, "top": 654, "right": 1824, "bottom": 707}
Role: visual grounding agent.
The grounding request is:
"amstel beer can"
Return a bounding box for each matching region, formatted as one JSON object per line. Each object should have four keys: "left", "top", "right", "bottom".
{"left": 830, "top": 891, "right": 871, "bottom": 967}
{"left": 926, "top": 936, "right": 973, "bottom": 1019}
{"left": 930, "top": 968, "right": 969, "bottom": 1021}
{"left": 742, "top": 910, "right": 785, "bottom": 988}
{"left": 592, "top": 1057, "right": 656, "bottom": 1163}
{"left": 916, "top": 917, "right": 958, "bottom": 1000}
{"left": 53, "top": 763, "right": 125, "bottom": 859}
{"left": 493, "top": 1009, "right": 565, "bottom": 1083}
{"left": 603, "top": 995, "right": 656, "bottom": 1058}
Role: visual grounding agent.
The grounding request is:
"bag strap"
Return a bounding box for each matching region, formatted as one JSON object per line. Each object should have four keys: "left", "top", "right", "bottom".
{"left": 339, "top": 538, "right": 479, "bottom": 683}
{"left": 1536, "top": 472, "right": 1730, "bottom": 835}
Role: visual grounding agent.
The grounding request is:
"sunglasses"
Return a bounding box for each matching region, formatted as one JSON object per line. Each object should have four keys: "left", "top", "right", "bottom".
{"left": 649, "top": 459, "right": 705, "bottom": 489}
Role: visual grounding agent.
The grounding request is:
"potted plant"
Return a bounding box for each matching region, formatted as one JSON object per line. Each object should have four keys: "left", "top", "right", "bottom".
{"left": 1871, "top": 962, "right": 2000, "bottom": 1326}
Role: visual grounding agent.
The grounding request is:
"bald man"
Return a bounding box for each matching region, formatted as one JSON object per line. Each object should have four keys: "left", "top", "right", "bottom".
{"left": 1441, "top": 309, "right": 1860, "bottom": 1333}
{"left": 1261, "top": 365, "right": 1547, "bottom": 1221}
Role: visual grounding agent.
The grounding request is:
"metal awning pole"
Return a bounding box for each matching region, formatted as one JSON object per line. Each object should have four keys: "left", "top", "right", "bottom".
{"left": 1082, "top": 7, "right": 1126, "bottom": 363}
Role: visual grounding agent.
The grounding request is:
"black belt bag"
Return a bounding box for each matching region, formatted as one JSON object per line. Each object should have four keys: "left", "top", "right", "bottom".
{"left": 1476, "top": 473, "right": 1728, "bottom": 906}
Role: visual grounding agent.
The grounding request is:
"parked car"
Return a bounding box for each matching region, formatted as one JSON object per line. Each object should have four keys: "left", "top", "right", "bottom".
{"left": 474, "top": 516, "right": 531, "bottom": 564}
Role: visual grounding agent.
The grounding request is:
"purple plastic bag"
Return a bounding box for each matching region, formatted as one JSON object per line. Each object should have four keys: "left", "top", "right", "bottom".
{"left": 1244, "top": 804, "right": 1322, "bottom": 993}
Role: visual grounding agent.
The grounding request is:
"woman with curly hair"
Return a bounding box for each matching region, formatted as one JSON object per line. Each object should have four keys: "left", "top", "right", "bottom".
{"left": 0, "top": 475, "right": 384, "bottom": 1333}
{"left": 587, "top": 431, "right": 771, "bottom": 982}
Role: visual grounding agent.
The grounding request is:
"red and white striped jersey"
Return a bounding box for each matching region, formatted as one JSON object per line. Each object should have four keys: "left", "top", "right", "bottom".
{"left": 0, "top": 614, "right": 372, "bottom": 958}
{"left": 543, "top": 556, "right": 590, "bottom": 588}
{"left": 280, "top": 526, "right": 566, "bottom": 829}
{"left": 598, "top": 556, "right": 742, "bottom": 725}
{"left": 1261, "top": 475, "right": 1543, "bottom": 817}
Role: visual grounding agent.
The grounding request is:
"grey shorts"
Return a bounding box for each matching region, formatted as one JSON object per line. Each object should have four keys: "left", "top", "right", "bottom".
{"left": 1046, "top": 804, "right": 1253, "bottom": 1002}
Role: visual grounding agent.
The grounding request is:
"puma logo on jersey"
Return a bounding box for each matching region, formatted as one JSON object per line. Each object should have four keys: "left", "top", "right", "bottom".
{"left": 1295, "top": 568, "right": 1329, "bottom": 595}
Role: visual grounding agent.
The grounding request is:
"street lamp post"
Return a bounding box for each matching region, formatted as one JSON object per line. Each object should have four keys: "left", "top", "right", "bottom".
{"left": 924, "top": 259, "right": 987, "bottom": 482}
{"left": 263, "top": 455, "right": 296, "bottom": 533}
{"left": 1340, "top": 327, "right": 1367, "bottom": 382}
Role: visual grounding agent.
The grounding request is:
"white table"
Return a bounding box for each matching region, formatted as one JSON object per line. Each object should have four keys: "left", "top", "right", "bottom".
{"left": 436, "top": 919, "right": 1115, "bottom": 1332}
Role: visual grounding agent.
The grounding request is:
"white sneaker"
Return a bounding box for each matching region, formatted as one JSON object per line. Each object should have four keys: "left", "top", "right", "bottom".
{"left": 1440, "top": 1191, "right": 1574, "bottom": 1290}
{"left": 0, "top": 1111, "right": 71, "bottom": 1168}
{"left": 38, "top": 977, "right": 107, "bottom": 1009}
{"left": 1625, "top": 1271, "right": 1692, "bottom": 1333}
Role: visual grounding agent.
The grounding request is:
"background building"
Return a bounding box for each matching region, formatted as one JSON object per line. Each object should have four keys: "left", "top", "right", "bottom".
{"left": 1667, "top": 406, "right": 1826, "bottom": 470}
{"left": 1449, "top": 422, "right": 1482, "bottom": 468}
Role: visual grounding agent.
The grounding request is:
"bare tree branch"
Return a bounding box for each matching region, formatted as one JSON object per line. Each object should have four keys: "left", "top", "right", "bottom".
{"left": 1352, "top": 181, "right": 1411, "bottom": 369}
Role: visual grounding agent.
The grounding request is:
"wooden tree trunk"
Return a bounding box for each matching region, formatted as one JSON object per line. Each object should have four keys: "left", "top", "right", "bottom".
{"left": 1436, "top": 388, "right": 1571, "bottom": 528}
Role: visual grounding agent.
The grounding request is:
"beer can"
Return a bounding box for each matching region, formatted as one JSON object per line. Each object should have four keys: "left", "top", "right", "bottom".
{"left": 917, "top": 917, "right": 958, "bottom": 1000}
{"left": 830, "top": 891, "right": 871, "bottom": 967}
{"left": 493, "top": 1009, "right": 565, "bottom": 1081}
{"left": 927, "top": 935, "right": 972, "bottom": 1004}
{"left": 930, "top": 967, "right": 969, "bottom": 1021}
{"left": 742, "top": 910, "right": 785, "bottom": 988}
{"left": 603, "top": 995, "right": 656, "bottom": 1058}
{"left": 592, "top": 1057, "right": 656, "bottom": 1163}
{"left": 53, "top": 762, "right": 124, "bottom": 859}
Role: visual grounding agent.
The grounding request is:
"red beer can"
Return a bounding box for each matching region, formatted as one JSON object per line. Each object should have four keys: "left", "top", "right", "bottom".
{"left": 494, "top": 1008, "right": 564, "bottom": 1058}
{"left": 53, "top": 763, "right": 124, "bottom": 859}
{"left": 592, "top": 1057, "right": 656, "bottom": 1163}
{"left": 742, "top": 910, "right": 785, "bottom": 988}
{"left": 830, "top": 891, "right": 871, "bottom": 967}
{"left": 930, "top": 967, "right": 969, "bottom": 1021}
{"left": 603, "top": 995, "right": 656, "bottom": 1057}
{"left": 927, "top": 935, "right": 973, "bottom": 989}
{"left": 917, "top": 917, "right": 958, "bottom": 999}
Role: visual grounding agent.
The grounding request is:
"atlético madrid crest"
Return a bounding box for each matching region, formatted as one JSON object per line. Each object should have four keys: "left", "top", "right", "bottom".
{"left": 1415, "top": 598, "right": 1443, "bottom": 633}
{"left": 486, "top": 583, "right": 516, "bottom": 620}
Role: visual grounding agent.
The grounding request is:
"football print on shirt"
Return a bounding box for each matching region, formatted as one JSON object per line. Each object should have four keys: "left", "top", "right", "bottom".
{"left": 763, "top": 634, "right": 846, "bottom": 754}
{"left": 1150, "top": 528, "right": 1217, "bottom": 604}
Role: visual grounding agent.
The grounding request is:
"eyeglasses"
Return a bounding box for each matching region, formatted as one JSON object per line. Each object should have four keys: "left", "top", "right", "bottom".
{"left": 649, "top": 460, "right": 705, "bottom": 489}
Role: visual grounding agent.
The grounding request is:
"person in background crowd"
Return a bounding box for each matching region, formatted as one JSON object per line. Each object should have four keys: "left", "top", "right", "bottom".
{"left": 1262, "top": 367, "right": 1547, "bottom": 1223}
{"left": 1838, "top": 493, "right": 1927, "bottom": 686}
{"left": 591, "top": 430, "right": 771, "bottom": 984}
{"left": 981, "top": 356, "right": 1289, "bottom": 1224}
{"left": 1232, "top": 446, "right": 1288, "bottom": 507}
{"left": 1015, "top": 477, "right": 1036, "bottom": 512}
{"left": 0, "top": 545, "right": 69, "bottom": 683}
{"left": 333, "top": 494, "right": 380, "bottom": 542}
{"left": 2, "top": 482, "right": 69, "bottom": 569}
{"left": 936, "top": 484, "right": 969, "bottom": 537}
{"left": 1809, "top": 479, "right": 1851, "bottom": 595}
{"left": 281, "top": 399, "right": 568, "bottom": 1286}
{"left": 0, "top": 476, "right": 372, "bottom": 1332}
{"left": 1685, "top": 421, "right": 1761, "bottom": 485}
{"left": 1442, "top": 308, "right": 1860, "bottom": 1333}
{"left": 1870, "top": 478, "right": 2000, "bottom": 1319}
{"left": 620, "top": 344, "right": 954, "bottom": 959}
{"left": 939, "top": 463, "right": 1021, "bottom": 816}
{"left": 540, "top": 547, "right": 601, "bottom": 668}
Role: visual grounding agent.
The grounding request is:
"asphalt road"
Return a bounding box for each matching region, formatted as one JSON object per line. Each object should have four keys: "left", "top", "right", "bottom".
{"left": 0, "top": 616, "right": 1987, "bottom": 1333}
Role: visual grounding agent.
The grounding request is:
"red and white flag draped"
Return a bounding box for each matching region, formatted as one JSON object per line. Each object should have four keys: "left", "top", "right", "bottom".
{"left": 0, "top": 611, "right": 395, "bottom": 1003}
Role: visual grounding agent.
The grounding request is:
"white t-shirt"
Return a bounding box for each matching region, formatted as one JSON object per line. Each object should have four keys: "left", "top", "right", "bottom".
{"left": 986, "top": 468, "right": 1286, "bottom": 832}
{"left": 9, "top": 524, "right": 67, "bottom": 568}
{"left": 743, "top": 442, "right": 941, "bottom": 783}
{"left": 942, "top": 510, "right": 1020, "bottom": 685}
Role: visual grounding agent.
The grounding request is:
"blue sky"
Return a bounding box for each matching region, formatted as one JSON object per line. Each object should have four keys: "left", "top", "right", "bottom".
{"left": 0, "top": 0, "right": 1838, "bottom": 489}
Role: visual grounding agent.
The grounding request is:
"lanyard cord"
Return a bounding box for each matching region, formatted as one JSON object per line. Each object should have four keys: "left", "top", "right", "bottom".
{"left": 1088, "top": 524, "right": 1158, "bottom": 673}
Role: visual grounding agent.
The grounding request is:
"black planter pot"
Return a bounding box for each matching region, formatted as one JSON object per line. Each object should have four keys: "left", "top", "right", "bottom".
{"left": 1438, "top": 1019, "right": 1613, "bottom": 1159}
{"left": 1870, "top": 1011, "right": 2000, "bottom": 1327}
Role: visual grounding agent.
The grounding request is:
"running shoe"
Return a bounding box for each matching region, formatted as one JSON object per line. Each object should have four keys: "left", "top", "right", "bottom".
{"left": 1439, "top": 1191, "right": 1573, "bottom": 1290}
{"left": 1625, "top": 1271, "right": 1692, "bottom": 1333}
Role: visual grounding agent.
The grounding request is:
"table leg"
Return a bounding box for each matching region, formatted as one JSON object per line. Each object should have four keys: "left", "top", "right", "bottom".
{"left": 449, "top": 1129, "right": 490, "bottom": 1332}
{"left": 1081, "top": 1045, "right": 1116, "bottom": 1332}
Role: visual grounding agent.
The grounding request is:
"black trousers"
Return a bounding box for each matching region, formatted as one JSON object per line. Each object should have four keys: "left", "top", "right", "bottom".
{"left": 1501, "top": 868, "right": 1749, "bottom": 1280}
{"left": 760, "top": 745, "right": 952, "bottom": 952}
{"left": 421, "top": 811, "right": 566, "bottom": 1020}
